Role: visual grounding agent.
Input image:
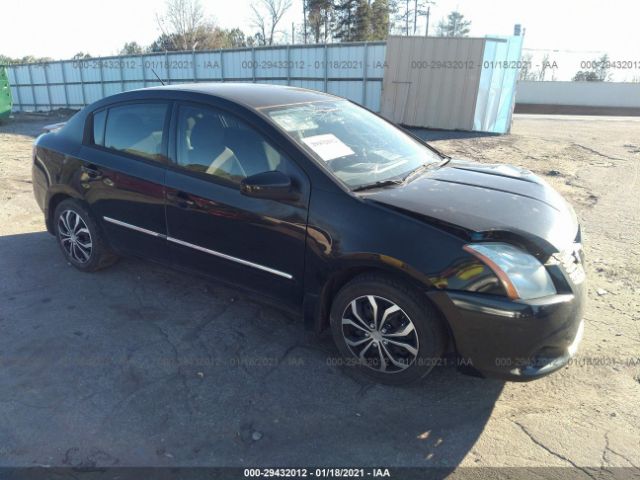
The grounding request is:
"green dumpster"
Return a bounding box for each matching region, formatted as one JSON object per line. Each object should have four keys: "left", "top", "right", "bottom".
{"left": 0, "top": 66, "right": 12, "bottom": 120}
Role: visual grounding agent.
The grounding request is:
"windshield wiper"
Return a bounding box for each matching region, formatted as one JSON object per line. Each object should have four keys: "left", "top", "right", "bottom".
{"left": 352, "top": 158, "right": 452, "bottom": 192}
{"left": 352, "top": 179, "right": 404, "bottom": 192}
{"left": 402, "top": 157, "right": 450, "bottom": 183}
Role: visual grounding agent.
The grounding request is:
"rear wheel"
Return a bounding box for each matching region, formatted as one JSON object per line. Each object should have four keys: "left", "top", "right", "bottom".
{"left": 330, "top": 273, "right": 447, "bottom": 385}
{"left": 54, "top": 199, "right": 118, "bottom": 272}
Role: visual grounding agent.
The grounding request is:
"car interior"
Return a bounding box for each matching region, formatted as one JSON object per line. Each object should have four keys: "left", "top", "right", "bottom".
{"left": 178, "top": 108, "right": 283, "bottom": 184}
{"left": 101, "top": 104, "right": 167, "bottom": 161}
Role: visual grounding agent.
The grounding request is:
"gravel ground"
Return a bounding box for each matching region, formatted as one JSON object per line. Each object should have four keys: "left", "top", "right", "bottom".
{"left": 0, "top": 112, "right": 639, "bottom": 475}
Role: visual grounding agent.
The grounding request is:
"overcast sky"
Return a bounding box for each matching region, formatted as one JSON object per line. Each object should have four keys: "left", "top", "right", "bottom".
{"left": 2, "top": 0, "right": 639, "bottom": 80}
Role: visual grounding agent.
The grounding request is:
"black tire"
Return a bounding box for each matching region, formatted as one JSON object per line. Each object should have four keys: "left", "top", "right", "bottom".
{"left": 330, "top": 273, "right": 447, "bottom": 385}
{"left": 53, "top": 199, "right": 118, "bottom": 272}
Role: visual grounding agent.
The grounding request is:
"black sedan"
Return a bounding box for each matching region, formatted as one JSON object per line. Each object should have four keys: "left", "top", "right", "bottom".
{"left": 32, "top": 83, "right": 585, "bottom": 384}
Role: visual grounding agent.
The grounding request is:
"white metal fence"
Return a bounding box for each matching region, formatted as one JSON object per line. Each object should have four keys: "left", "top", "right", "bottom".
{"left": 6, "top": 42, "right": 386, "bottom": 113}
{"left": 516, "top": 80, "right": 640, "bottom": 108}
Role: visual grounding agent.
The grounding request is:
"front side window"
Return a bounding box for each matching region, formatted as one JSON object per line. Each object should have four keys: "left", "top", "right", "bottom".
{"left": 102, "top": 103, "right": 168, "bottom": 161}
{"left": 176, "top": 104, "right": 288, "bottom": 185}
{"left": 263, "top": 100, "right": 442, "bottom": 189}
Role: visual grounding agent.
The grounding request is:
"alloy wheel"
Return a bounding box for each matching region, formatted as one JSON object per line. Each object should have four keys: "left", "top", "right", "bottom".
{"left": 58, "top": 209, "right": 93, "bottom": 264}
{"left": 341, "top": 295, "right": 419, "bottom": 373}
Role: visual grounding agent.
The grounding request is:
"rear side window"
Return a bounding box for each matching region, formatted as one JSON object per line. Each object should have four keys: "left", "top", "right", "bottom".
{"left": 92, "top": 110, "right": 106, "bottom": 145}
{"left": 102, "top": 103, "right": 168, "bottom": 161}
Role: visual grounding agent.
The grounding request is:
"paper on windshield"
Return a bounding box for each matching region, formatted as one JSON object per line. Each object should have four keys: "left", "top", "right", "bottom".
{"left": 302, "top": 134, "right": 354, "bottom": 161}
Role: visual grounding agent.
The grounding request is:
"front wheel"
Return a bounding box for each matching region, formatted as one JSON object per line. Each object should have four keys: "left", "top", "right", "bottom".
{"left": 330, "top": 273, "right": 447, "bottom": 385}
{"left": 54, "top": 199, "right": 118, "bottom": 272}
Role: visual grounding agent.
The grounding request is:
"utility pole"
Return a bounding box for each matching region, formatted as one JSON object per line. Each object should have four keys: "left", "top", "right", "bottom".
{"left": 303, "top": 0, "right": 308, "bottom": 44}
{"left": 424, "top": 5, "right": 430, "bottom": 36}
{"left": 292, "top": 22, "right": 295, "bottom": 44}
{"left": 324, "top": 15, "right": 329, "bottom": 43}
{"left": 405, "top": 0, "right": 409, "bottom": 35}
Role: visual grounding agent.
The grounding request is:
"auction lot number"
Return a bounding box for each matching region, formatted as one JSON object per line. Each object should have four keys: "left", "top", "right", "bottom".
{"left": 244, "top": 468, "right": 391, "bottom": 477}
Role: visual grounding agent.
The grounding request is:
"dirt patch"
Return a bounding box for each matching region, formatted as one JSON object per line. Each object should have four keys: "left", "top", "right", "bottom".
{"left": 0, "top": 113, "right": 639, "bottom": 469}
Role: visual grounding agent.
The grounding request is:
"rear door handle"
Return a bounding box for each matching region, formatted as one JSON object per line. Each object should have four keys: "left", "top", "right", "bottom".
{"left": 81, "top": 164, "right": 102, "bottom": 179}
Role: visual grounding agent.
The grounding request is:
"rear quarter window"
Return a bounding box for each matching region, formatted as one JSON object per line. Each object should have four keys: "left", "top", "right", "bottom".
{"left": 92, "top": 110, "right": 107, "bottom": 146}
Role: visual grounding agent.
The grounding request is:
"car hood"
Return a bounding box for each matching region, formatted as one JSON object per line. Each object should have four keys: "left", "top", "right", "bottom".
{"left": 362, "top": 160, "right": 579, "bottom": 255}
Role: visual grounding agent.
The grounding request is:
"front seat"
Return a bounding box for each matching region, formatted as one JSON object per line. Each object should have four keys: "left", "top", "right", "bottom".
{"left": 224, "top": 128, "right": 272, "bottom": 177}
{"left": 188, "top": 116, "right": 243, "bottom": 180}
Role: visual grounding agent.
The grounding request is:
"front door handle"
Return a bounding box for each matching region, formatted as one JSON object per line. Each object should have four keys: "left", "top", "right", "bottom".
{"left": 175, "top": 191, "right": 195, "bottom": 208}
{"left": 81, "top": 164, "right": 102, "bottom": 179}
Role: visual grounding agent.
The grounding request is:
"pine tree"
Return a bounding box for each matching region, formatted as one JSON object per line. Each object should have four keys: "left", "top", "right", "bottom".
{"left": 354, "top": 0, "right": 373, "bottom": 41}
{"left": 306, "top": 0, "right": 333, "bottom": 43}
{"left": 435, "top": 11, "right": 471, "bottom": 37}
{"left": 370, "top": 0, "right": 390, "bottom": 40}
{"left": 333, "top": 0, "right": 359, "bottom": 41}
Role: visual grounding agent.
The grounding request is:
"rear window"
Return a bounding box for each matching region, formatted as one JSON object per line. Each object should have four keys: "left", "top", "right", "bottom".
{"left": 101, "top": 103, "right": 168, "bottom": 161}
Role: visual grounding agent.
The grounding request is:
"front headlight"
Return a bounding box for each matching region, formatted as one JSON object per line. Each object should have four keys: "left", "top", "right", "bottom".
{"left": 463, "top": 243, "right": 556, "bottom": 300}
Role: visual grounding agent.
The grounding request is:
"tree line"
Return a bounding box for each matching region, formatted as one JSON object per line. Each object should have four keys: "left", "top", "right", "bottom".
{"left": 0, "top": 0, "right": 622, "bottom": 83}
{"left": 0, "top": 0, "right": 473, "bottom": 64}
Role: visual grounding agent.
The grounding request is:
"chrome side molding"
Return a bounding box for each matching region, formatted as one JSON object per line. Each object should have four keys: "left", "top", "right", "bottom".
{"left": 103, "top": 216, "right": 167, "bottom": 238}
{"left": 102, "top": 216, "right": 293, "bottom": 280}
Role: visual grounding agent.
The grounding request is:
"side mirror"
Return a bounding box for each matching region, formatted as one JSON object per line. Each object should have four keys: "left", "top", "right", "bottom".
{"left": 240, "top": 171, "right": 298, "bottom": 201}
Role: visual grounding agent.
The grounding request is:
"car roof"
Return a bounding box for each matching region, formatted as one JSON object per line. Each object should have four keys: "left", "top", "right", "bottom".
{"left": 143, "top": 83, "right": 341, "bottom": 110}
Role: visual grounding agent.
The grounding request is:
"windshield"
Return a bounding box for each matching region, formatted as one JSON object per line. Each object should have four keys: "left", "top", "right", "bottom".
{"left": 263, "top": 100, "right": 441, "bottom": 189}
